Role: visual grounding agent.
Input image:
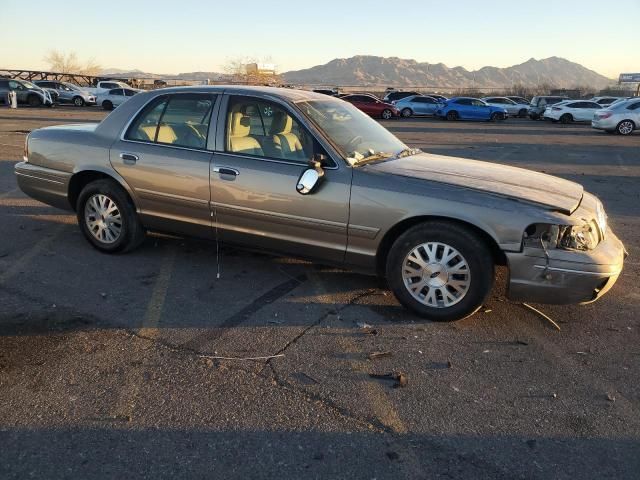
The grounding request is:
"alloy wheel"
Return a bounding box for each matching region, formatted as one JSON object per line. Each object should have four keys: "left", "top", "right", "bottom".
{"left": 402, "top": 242, "right": 471, "bottom": 308}
{"left": 84, "top": 194, "right": 122, "bottom": 244}
{"left": 618, "top": 121, "right": 634, "bottom": 135}
{"left": 382, "top": 109, "right": 392, "bottom": 120}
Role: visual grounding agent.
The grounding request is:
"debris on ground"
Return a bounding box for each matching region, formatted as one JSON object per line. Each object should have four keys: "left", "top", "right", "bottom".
{"left": 483, "top": 308, "right": 493, "bottom": 313}
{"left": 368, "top": 351, "right": 392, "bottom": 360}
{"left": 606, "top": 393, "right": 616, "bottom": 402}
{"left": 356, "top": 321, "right": 373, "bottom": 329}
{"left": 515, "top": 340, "right": 529, "bottom": 346}
{"left": 369, "top": 372, "right": 408, "bottom": 388}
{"left": 522, "top": 303, "right": 561, "bottom": 331}
{"left": 197, "top": 353, "right": 285, "bottom": 361}
{"left": 293, "top": 372, "right": 320, "bottom": 385}
{"left": 100, "top": 292, "right": 107, "bottom": 299}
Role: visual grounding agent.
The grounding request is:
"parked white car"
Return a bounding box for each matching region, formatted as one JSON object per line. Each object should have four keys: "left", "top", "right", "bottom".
{"left": 544, "top": 100, "right": 602, "bottom": 123}
{"left": 481, "top": 97, "right": 528, "bottom": 117}
{"left": 590, "top": 96, "right": 626, "bottom": 107}
{"left": 592, "top": 97, "right": 640, "bottom": 135}
{"left": 97, "top": 88, "right": 140, "bottom": 110}
{"left": 85, "top": 80, "right": 132, "bottom": 96}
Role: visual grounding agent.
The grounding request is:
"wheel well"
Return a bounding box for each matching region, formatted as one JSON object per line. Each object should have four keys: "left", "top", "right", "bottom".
{"left": 68, "top": 171, "right": 118, "bottom": 211}
{"left": 375, "top": 216, "right": 506, "bottom": 275}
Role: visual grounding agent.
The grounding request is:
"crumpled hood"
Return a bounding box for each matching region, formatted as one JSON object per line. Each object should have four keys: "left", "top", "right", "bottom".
{"left": 364, "top": 152, "right": 583, "bottom": 214}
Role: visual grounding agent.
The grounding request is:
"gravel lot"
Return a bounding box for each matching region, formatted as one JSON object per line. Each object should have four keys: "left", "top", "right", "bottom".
{"left": 0, "top": 106, "right": 639, "bottom": 479}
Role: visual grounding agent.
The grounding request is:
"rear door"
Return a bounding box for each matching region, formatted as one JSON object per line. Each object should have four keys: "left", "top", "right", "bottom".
{"left": 110, "top": 92, "right": 219, "bottom": 238}
{"left": 209, "top": 94, "right": 351, "bottom": 263}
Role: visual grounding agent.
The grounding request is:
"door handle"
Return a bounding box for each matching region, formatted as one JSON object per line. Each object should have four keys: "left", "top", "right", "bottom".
{"left": 120, "top": 152, "right": 139, "bottom": 165}
{"left": 213, "top": 166, "right": 240, "bottom": 177}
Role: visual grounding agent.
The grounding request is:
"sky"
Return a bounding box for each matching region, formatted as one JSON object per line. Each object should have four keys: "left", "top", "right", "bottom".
{"left": 1, "top": 0, "right": 637, "bottom": 78}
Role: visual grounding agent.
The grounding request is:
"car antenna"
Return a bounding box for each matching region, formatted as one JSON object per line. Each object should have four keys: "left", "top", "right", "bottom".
{"left": 213, "top": 206, "right": 221, "bottom": 279}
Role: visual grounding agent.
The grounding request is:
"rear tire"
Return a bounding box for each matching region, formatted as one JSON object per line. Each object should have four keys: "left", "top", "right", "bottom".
{"left": 518, "top": 108, "right": 528, "bottom": 118}
{"left": 385, "top": 221, "right": 495, "bottom": 322}
{"left": 77, "top": 179, "right": 145, "bottom": 253}
{"left": 560, "top": 113, "right": 573, "bottom": 124}
{"left": 73, "top": 96, "right": 85, "bottom": 107}
{"left": 490, "top": 112, "right": 503, "bottom": 122}
{"left": 616, "top": 120, "right": 635, "bottom": 135}
{"left": 28, "top": 95, "right": 42, "bottom": 107}
{"left": 102, "top": 100, "right": 113, "bottom": 110}
{"left": 401, "top": 108, "right": 412, "bottom": 118}
{"left": 446, "top": 110, "right": 459, "bottom": 121}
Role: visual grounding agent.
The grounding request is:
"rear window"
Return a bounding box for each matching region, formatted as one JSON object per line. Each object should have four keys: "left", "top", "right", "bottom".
{"left": 126, "top": 93, "right": 215, "bottom": 150}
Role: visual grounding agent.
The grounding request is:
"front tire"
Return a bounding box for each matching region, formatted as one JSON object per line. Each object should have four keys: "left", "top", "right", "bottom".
{"left": 386, "top": 221, "right": 495, "bottom": 322}
{"left": 490, "top": 112, "right": 504, "bottom": 122}
{"left": 381, "top": 109, "right": 393, "bottom": 120}
{"left": 401, "top": 108, "right": 412, "bottom": 118}
{"left": 560, "top": 113, "right": 573, "bottom": 124}
{"left": 77, "top": 179, "right": 145, "bottom": 253}
{"left": 616, "top": 120, "right": 635, "bottom": 135}
{"left": 446, "top": 110, "right": 459, "bottom": 121}
{"left": 518, "top": 108, "right": 528, "bottom": 118}
{"left": 73, "top": 96, "right": 85, "bottom": 107}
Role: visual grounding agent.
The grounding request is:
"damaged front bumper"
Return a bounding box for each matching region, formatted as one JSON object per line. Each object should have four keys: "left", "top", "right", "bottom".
{"left": 506, "top": 229, "right": 626, "bottom": 305}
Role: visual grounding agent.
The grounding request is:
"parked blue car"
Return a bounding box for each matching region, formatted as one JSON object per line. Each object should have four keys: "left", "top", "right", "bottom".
{"left": 436, "top": 97, "right": 508, "bottom": 121}
{"left": 394, "top": 95, "right": 441, "bottom": 117}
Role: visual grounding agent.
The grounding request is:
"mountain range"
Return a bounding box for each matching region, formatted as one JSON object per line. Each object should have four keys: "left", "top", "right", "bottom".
{"left": 281, "top": 56, "right": 613, "bottom": 89}
{"left": 102, "top": 56, "right": 614, "bottom": 89}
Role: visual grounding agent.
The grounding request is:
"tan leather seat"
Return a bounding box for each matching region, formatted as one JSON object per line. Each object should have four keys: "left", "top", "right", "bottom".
{"left": 229, "top": 112, "right": 263, "bottom": 156}
{"left": 269, "top": 111, "right": 305, "bottom": 161}
{"left": 140, "top": 124, "right": 178, "bottom": 144}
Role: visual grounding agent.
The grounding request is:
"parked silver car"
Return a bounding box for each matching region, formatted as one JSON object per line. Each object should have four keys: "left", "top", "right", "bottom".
{"left": 591, "top": 97, "right": 640, "bottom": 135}
{"left": 394, "top": 95, "right": 441, "bottom": 117}
{"left": 34, "top": 81, "right": 96, "bottom": 106}
{"left": 0, "top": 78, "right": 54, "bottom": 106}
{"left": 482, "top": 97, "right": 529, "bottom": 117}
{"left": 14, "top": 86, "right": 626, "bottom": 321}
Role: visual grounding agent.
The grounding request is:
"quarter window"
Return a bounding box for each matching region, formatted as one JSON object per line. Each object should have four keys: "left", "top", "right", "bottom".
{"left": 125, "top": 93, "right": 215, "bottom": 150}
{"left": 627, "top": 102, "right": 640, "bottom": 111}
{"left": 225, "top": 96, "right": 314, "bottom": 164}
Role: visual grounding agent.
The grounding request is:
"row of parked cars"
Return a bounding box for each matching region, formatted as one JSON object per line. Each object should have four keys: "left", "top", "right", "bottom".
{"left": 0, "top": 78, "right": 141, "bottom": 110}
{"left": 313, "top": 88, "right": 638, "bottom": 134}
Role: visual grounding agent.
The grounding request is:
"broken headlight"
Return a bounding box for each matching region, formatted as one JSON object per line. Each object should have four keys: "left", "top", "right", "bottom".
{"left": 523, "top": 219, "right": 603, "bottom": 251}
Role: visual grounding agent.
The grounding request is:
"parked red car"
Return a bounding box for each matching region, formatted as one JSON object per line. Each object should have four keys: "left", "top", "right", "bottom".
{"left": 341, "top": 94, "right": 399, "bottom": 120}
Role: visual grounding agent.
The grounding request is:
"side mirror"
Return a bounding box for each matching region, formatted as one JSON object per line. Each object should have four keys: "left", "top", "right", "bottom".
{"left": 296, "top": 155, "right": 326, "bottom": 195}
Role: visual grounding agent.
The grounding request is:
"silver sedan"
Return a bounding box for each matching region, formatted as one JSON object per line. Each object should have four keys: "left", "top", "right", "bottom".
{"left": 592, "top": 98, "right": 640, "bottom": 135}
{"left": 14, "top": 86, "right": 626, "bottom": 321}
{"left": 394, "top": 95, "right": 441, "bottom": 117}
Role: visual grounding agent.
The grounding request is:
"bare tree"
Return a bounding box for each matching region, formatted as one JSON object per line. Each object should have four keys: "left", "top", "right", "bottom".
{"left": 43, "top": 50, "right": 101, "bottom": 75}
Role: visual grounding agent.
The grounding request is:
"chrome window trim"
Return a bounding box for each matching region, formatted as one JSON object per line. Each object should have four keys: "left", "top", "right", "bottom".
{"left": 216, "top": 151, "right": 338, "bottom": 170}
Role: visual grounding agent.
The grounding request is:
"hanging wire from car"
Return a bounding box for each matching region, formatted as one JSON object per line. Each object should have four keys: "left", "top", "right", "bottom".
{"left": 213, "top": 205, "right": 221, "bottom": 279}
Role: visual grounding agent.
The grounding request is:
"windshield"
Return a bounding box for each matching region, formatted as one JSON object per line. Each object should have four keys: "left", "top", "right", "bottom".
{"left": 63, "top": 82, "right": 80, "bottom": 91}
{"left": 20, "top": 80, "right": 38, "bottom": 89}
{"left": 297, "top": 99, "right": 410, "bottom": 165}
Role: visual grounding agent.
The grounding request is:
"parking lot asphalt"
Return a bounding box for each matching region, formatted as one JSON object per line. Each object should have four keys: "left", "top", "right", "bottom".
{"left": 0, "top": 106, "right": 639, "bottom": 479}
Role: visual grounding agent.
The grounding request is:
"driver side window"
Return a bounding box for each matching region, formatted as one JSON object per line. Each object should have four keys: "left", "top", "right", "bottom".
{"left": 225, "top": 96, "right": 316, "bottom": 164}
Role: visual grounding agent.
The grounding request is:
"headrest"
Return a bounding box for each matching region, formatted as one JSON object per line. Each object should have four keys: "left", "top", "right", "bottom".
{"left": 269, "top": 111, "right": 293, "bottom": 135}
{"left": 230, "top": 112, "right": 251, "bottom": 137}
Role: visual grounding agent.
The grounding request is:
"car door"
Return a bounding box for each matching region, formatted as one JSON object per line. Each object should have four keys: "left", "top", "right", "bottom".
{"left": 210, "top": 94, "right": 351, "bottom": 263}
{"left": 420, "top": 97, "right": 438, "bottom": 115}
{"left": 355, "top": 95, "right": 378, "bottom": 116}
{"left": 110, "top": 92, "right": 219, "bottom": 238}
{"left": 472, "top": 99, "right": 490, "bottom": 120}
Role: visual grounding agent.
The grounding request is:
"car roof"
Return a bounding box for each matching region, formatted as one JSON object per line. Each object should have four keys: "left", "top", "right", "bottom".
{"left": 150, "top": 85, "right": 330, "bottom": 102}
